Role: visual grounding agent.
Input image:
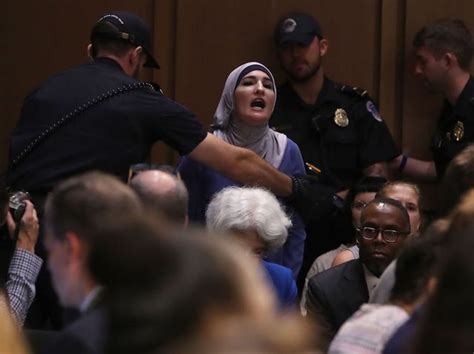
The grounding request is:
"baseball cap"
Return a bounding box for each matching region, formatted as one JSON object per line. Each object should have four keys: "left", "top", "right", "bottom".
{"left": 91, "top": 11, "right": 160, "bottom": 69}
{"left": 274, "top": 12, "right": 323, "bottom": 47}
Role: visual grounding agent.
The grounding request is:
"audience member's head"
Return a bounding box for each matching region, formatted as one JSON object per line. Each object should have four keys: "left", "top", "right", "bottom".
{"left": 377, "top": 181, "right": 422, "bottom": 236}
{"left": 206, "top": 186, "right": 291, "bottom": 257}
{"left": 0, "top": 295, "right": 29, "bottom": 354}
{"left": 90, "top": 224, "right": 278, "bottom": 354}
{"left": 169, "top": 314, "right": 319, "bottom": 354}
{"left": 129, "top": 169, "right": 188, "bottom": 227}
{"left": 358, "top": 198, "right": 411, "bottom": 277}
{"left": 410, "top": 189, "right": 474, "bottom": 354}
{"left": 441, "top": 144, "right": 474, "bottom": 215}
{"left": 389, "top": 232, "right": 442, "bottom": 309}
{"left": 339, "top": 176, "right": 387, "bottom": 244}
{"left": 44, "top": 171, "right": 142, "bottom": 308}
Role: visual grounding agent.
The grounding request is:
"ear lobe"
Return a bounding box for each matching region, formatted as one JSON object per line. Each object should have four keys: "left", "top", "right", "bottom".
{"left": 319, "top": 39, "right": 329, "bottom": 57}
{"left": 65, "top": 232, "right": 87, "bottom": 260}
{"left": 444, "top": 52, "right": 457, "bottom": 68}
{"left": 86, "top": 44, "right": 93, "bottom": 61}
{"left": 132, "top": 46, "right": 144, "bottom": 63}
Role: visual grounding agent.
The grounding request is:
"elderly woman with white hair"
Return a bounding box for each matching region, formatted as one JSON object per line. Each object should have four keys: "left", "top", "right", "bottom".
{"left": 179, "top": 61, "right": 306, "bottom": 278}
{"left": 206, "top": 186, "right": 297, "bottom": 307}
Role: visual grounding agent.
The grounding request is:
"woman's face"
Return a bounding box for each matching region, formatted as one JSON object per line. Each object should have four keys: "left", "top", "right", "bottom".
{"left": 383, "top": 184, "right": 421, "bottom": 235}
{"left": 231, "top": 229, "right": 266, "bottom": 258}
{"left": 233, "top": 70, "right": 275, "bottom": 126}
{"left": 351, "top": 192, "right": 376, "bottom": 228}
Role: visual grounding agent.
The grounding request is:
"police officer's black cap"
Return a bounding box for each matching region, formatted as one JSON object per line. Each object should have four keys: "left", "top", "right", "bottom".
{"left": 91, "top": 11, "right": 160, "bottom": 69}
{"left": 274, "top": 12, "right": 323, "bottom": 47}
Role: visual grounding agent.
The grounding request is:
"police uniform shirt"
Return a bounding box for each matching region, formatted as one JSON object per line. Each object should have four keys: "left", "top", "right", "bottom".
{"left": 432, "top": 76, "right": 474, "bottom": 177}
{"left": 7, "top": 58, "right": 207, "bottom": 193}
{"left": 271, "top": 77, "right": 399, "bottom": 189}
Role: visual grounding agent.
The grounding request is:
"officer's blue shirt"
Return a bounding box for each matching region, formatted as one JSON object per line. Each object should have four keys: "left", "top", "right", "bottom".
{"left": 7, "top": 58, "right": 207, "bottom": 193}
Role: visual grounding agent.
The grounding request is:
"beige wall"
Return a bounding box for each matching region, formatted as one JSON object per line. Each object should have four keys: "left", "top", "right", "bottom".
{"left": 2, "top": 0, "right": 474, "bottom": 205}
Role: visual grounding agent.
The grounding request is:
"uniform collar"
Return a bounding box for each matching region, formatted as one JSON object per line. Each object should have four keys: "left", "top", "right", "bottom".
{"left": 94, "top": 57, "right": 126, "bottom": 73}
{"left": 281, "top": 76, "right": 335, "bottom": 109}
{"left": 446, "top": 76, "right": 474, "bottom": 118}
{"left": 80, "top": 286, "right": 104, "bottom": 314}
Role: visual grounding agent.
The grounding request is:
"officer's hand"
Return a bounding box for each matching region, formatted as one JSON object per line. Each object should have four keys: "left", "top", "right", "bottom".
{"left": 289, "top": 174, "right": 343, "bottom": 224}
{"left": 6, "top": 200, "right": 39, "bottom": 253}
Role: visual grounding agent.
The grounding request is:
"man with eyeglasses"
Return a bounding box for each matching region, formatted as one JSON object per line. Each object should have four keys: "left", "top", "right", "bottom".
{"left": 306, "top": 197, "right": 411, "bottom": 350}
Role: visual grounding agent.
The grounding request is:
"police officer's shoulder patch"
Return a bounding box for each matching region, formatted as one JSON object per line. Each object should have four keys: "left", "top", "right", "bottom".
{"left": 366, "top": 101, "right": 383, "bottom": 122}
{"left": 337, "top": 84, "right": 369, "bottom": 98}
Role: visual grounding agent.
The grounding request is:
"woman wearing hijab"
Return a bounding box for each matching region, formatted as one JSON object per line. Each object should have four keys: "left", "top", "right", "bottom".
{"left": 178, "top": 62, "right": 306, "bottom": 278}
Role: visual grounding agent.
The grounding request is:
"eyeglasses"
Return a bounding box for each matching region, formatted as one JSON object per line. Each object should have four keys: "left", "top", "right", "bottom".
{"left": 351, "top": 201, "right": 367, "bottom": 210}
{"left": 357, "top": 226, "right": 410, "bottom": 243}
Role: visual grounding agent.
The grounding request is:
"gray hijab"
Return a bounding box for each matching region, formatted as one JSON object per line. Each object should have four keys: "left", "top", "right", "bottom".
{"left": 213, "top": 62, "right": 288, "bottom": 169}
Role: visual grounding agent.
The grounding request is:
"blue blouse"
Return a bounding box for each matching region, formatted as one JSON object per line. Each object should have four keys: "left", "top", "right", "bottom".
{"left": 178, "top": 139, "right": 306, "bottom": 278}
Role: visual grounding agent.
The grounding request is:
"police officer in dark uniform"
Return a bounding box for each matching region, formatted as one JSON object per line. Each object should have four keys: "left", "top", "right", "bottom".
{"left": 431, "top": 77, "right": 474, "bottom": 176}
{"left": 6, "top": 11, "right": 300, "bottom": 328}
{"left": 271, "top": 12, "right": 400, "bottom": 288}
{"left": 395, "top": 18, "right": 474, "bottom": 181}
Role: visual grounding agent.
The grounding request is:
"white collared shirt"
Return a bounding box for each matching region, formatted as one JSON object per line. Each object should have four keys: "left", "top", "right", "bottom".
{"left": 79, "top": 286, "right": 104, "bottom": 314}
{"left": 363, "top": 265, "right": 380, "bottom": 298}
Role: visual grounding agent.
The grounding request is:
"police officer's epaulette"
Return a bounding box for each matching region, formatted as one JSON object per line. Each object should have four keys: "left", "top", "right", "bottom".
{"left": 146, "top": 82, "right": 164, "bottom": 95}
{"left": 336, "top": 84, "right": 369, "bottom": 99}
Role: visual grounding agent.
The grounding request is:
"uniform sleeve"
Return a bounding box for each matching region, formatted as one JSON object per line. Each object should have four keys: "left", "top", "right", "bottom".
{"left": 177, "top": 156, "right": 209, "bottom": 223}
{"left": 355, "top": 100, "right": 400, "bottom": 168}
{"left": 142, "top": 92, "right": 207, "bottom": 156}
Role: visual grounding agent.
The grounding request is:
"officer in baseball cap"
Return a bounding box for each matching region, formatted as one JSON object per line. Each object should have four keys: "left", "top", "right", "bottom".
{"left": 91, "top": 11, "right": 160, "bottom": 69}
{"left": 274, "top": 12, "right": 323, "bottom": 47}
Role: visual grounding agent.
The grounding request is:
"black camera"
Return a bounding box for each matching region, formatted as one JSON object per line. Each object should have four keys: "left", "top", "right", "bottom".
{"left": 9, "top": 191, "right": 30, "bottom": 224}
{"left": 0, "top": 191, "right": 30, "bottom": 243}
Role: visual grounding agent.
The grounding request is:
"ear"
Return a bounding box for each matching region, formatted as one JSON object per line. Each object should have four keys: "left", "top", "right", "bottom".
{"left": 131, "top": 46, "right": 144, "bottom": 66}
{"left": 65, "top": 231, "right": 88, "bottom": 262}
{"left": 86, "top": 44, "right": 93, "bottom": 61}
{"left": 319, "top": 38, "right": 329, "bottom": 57}
{"left": 444, "top": 52, "right": 458, "bottom": 68}
{"left": 427, "top": 276, "right": 438, "bottom": 294}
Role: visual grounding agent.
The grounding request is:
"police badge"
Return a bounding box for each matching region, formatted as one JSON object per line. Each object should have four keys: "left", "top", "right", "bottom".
{"left": 453, "top": 121, "right": 464, "bottom": 142}
{"left": 334, "top": 108, "right": 349, "bottom": 127}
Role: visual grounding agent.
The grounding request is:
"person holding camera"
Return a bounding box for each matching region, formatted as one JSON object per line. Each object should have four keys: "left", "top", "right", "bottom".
{"left": 0, "top": 190, "right": 42, "bottom": 326}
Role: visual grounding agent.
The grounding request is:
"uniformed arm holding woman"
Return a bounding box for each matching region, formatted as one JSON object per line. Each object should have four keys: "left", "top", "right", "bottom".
{"left": 7, "top": 12, "right": 323, "bottom": 211}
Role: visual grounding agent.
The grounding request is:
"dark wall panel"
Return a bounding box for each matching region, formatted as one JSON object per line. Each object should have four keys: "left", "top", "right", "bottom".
{"left": 174, "top": 0, "right": 381, "bottom": 128}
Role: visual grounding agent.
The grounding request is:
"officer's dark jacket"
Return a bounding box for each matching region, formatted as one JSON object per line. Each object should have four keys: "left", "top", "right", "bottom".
{"left": 271, "top": 77, "right": 399, "bottom": 189}
{"left": 432, "top": 76, "right": 474, "bottom": 177}
{"left": 7, "top": 58, "right": 206, "bottom": 193}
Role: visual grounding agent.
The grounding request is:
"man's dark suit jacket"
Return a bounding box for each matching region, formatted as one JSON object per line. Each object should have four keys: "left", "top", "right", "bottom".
{"left": 41, "top": 307, "right": 107, "bottom": 354}
{"left": 306, "top": 259, "right": 369, "bottom": 346}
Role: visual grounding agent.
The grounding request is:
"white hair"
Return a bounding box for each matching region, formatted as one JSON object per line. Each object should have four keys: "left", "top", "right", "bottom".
{"left": 206, "top": 186, "right": 292, "bottom": 250}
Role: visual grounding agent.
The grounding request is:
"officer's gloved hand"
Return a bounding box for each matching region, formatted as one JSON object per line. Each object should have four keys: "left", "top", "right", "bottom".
{"left": 289, "top": 174, "right": 344, "bottom": 224}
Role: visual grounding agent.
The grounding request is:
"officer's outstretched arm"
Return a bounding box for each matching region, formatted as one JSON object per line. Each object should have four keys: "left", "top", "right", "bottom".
{"left": 189, "top": 133, "right": 292, "bottom": 197}
{"left": 362, "top": 162, "right": 389, "bottom": 179}
{"left": 389, "top": 154, "right": 437, "bottom": 181}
